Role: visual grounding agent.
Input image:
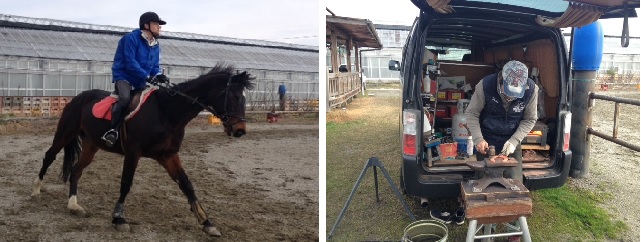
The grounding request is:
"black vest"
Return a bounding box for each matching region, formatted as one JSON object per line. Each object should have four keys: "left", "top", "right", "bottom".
{"left": 479, "top": 74, "right": 534, "bottom": 151}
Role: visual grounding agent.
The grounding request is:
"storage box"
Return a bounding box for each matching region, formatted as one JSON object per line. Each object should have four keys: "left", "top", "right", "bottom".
{"left": 2, "top": 97, "right": 11, "bottom": 107}
{"left": 523, "top": 122, "right": 548, "bottom": 146}
{"left": 430, "top": 80, "right": 437, "bottom": 94}
{"left": 448, "top": 105, "right": 458, "bottom": 116}
{"left": 448, "top": 90, "right": 465, "bottom": 100}
{"left": 439, "top": 143, "right": 458, "bottom": 159}
{"left": 435, "top": 104, "right": 448, "bottom": 118}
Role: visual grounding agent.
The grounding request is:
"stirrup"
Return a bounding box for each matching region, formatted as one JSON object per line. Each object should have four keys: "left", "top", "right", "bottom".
{"left": 101, "top": 129, "right": 119, "bottom": 147}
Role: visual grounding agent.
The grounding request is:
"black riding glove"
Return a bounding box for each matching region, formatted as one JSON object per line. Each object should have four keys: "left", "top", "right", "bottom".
{"left": 146, "top": 76, "right": 157, "bottom": 84}
{"left": 156, "top": 74, "right": 170, "bottom": 83}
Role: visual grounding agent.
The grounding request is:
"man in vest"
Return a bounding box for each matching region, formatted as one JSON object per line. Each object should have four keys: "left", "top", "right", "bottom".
{"left": 466, "top": 60, "right": 537, "bottom": 181}
{"left": 465, "top": 60, "right": 537, "bottom": 242}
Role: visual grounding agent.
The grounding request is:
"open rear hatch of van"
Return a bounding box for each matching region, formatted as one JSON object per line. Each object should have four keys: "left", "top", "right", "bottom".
{"left": 412, "top": 0, "right": 638, "bottom": 20}
{"left": 402, "top": 0, "right": 638, "bottom": 196}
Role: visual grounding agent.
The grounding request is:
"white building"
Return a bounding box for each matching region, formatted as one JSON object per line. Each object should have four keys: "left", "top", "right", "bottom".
{"left": 337, "top": 23, "right": 640, "bottom": 84}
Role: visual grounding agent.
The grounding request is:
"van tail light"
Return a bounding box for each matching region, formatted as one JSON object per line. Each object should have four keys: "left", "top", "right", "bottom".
{"left": 403, "top": 110, "right": 418, "bottom": 156}
{"left": 563, "top": 112, "right": 572, "bottom": 151}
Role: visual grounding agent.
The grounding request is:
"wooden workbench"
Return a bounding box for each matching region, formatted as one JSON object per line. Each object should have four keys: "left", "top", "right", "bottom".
{"left": 461, "top": 181, "right": 532, "bottom": 224}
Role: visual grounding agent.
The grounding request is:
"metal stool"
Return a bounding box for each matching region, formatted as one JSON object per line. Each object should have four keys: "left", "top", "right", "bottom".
{"left": 466, "top": 216, "right": 532, "bottom": 242}
{"left": 462, "top": 148, "right": 532, "bottom": 242}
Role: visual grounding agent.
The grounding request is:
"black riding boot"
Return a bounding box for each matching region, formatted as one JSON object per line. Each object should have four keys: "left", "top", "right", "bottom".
{"left": 102, "top": 103, "right": 124, "bottom": 147}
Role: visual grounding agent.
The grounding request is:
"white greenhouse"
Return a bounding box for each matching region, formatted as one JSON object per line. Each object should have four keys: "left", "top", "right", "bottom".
{"left": 0, "top": 14, "right": 319, "bottom": 115}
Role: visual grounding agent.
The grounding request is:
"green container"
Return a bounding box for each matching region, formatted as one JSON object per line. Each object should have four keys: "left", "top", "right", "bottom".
{"left": 402, "top": 220, "right": 448, "bottom": 242}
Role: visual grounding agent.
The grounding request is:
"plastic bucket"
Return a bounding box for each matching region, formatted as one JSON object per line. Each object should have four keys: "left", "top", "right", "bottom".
{"left": 402, "top": 220, "right": 448, "bottom": 242}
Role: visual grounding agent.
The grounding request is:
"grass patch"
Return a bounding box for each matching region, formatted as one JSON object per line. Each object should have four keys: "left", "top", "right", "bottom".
{"left": 326, "top": 93, "right": 627, "bottom": 241}
{"left": 0, "top": 114, "right": 16, "bottom": 124}
{"left": 326, "top": 95, "right": 408, "bottom": 241}
{"left": 529, "top": 185, "right": 626, "bottom": 241}
{"left": 367, "top": 82, "right": 401, "bottom": 90}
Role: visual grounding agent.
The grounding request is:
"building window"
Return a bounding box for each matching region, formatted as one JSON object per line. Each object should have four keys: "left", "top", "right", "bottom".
{"left": 395, "top": 30, "right": 401, "bottom": 44}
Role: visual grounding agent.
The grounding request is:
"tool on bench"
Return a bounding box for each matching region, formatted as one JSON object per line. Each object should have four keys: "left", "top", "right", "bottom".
{"left": 425, "top": 138, "right": 441, "bottom": 167}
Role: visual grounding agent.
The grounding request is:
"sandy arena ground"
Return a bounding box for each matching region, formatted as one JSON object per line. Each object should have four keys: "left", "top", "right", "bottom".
{"left": 0, "top": 115, "right": 318, "bottom": 241}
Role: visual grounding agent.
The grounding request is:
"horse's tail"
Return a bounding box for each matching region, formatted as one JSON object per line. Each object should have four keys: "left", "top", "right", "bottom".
{"left": 56, "top": 89, "right": 107, "bottom": 182}
{"left": 61, "top": 136, "right": 81, "bottom": 182}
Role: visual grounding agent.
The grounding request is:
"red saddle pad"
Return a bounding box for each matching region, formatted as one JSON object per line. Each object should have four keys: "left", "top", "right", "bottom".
{"left": 92, "top": 88, "right": 157, "bottom": 121}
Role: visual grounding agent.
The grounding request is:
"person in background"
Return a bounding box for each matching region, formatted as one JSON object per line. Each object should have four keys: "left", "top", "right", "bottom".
{"left": 278, "top": 82, "right": 287, "bottom": 111}
{"left": 102, "top": 12, "right": 170, "bottom": 147}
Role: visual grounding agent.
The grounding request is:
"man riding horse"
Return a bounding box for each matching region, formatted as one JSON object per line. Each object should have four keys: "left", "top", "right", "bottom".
{"left": 102, "top": 11, "right": 170, "bottom": 147}
{"left": 32, "top": 11, "right": 254, "bottom": 237}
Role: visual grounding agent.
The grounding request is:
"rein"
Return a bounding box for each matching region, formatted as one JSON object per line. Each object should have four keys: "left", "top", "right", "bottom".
{"left": 149, "top": 75, "right": 244, "bottom": 124}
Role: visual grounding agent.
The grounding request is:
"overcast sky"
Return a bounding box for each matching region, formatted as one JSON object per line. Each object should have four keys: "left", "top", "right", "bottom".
{"left": 0, "top": 0, "right": 319, "bottom": 46}
{"left": 326, "top": 0, "right": 640, "bottom": 37}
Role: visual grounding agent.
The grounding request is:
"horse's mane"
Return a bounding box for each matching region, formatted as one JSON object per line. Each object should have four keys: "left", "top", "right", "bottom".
{"left": 205, "top": 64, "right": 235, "bottom": 76}
{"left": 174, "top": 64, "right": 254, "bottom": 91}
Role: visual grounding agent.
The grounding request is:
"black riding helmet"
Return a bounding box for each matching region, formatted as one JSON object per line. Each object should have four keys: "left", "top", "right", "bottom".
{"left": 139, "top": 12, "right": 166, "bottom": 30}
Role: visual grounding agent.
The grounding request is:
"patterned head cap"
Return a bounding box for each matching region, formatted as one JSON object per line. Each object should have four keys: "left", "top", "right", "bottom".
{"left": 501, "top": 60, "right": 528, "bottom": 98}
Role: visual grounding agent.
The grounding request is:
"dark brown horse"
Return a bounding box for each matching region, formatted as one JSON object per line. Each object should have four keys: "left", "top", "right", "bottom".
{"left": 31, "top": 64, "right": 254, "bottom": 237}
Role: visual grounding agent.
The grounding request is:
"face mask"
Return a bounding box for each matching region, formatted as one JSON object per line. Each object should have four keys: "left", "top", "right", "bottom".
{"left": 498, "top": 80, "right": 516, "bottom": 102}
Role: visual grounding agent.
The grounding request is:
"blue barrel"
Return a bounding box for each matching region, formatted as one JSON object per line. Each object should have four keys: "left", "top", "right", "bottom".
{"left": 572, "top": 21, "right": 603, "bottom": 71}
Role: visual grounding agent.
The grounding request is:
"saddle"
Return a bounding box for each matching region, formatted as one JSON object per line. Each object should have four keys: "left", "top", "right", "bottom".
{"left": 92, "top": 87, "right": 157, "bottom": 121}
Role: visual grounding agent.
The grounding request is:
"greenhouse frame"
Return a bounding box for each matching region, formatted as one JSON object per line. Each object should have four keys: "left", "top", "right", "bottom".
{"left": 0, "top": 14, "right": 319, "bottom": 115}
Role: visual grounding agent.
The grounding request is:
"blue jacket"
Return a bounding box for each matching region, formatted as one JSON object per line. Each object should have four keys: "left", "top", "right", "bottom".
{"left": 112, "top": 29, "right": 160, "bottom": 90}
{"left": 479, "top": 73, "right": 534, "bottom": 150}
{"left": 278, "top": 84, "right": 287, "bottom": 97}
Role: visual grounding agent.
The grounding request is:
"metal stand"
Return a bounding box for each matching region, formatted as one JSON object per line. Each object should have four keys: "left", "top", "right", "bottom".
{"left": 465, "top": 216, "right": 532, "bottom": 242}
{"left": 327, "top": 157, "right": 416, "bottom": 239}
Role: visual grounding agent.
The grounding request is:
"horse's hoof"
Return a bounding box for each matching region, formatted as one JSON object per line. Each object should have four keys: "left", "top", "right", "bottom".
{"left": 67, "top": 196, "right": 87, "bottom": 217}
{"left": 203, "top": 225, "right": 221, "bottom": 237}
{"left": 30, "top": 191, "right": 41, "bottom": 199}
{"left": 114, "top": 223, "right": 130, "bottom": 232}
{"left": 69, "top": 208, "right": 87, "bottom": 217}
{"left": 31, "top": 177, "right": 42, "bottom": 197}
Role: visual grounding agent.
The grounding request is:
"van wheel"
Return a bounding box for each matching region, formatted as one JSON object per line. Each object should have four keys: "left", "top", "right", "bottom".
{"left": 399, "top": 167, "right": 407, "bottom": 194}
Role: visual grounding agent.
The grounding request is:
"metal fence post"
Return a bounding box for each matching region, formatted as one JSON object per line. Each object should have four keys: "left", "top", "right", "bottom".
{"left": 569, "top": 71, "right": 596, "bottom": 178}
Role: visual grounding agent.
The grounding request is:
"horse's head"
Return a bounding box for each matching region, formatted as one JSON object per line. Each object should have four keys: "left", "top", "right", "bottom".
{"left": 206, "top": 68, "right": 254, "bottom": 137}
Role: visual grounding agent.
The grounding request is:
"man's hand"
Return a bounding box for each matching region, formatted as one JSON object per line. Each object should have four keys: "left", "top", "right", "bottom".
{"left": 476, "top": 140, "right": 489, "bottom": 154}
{"left": 146, "top": 75, "right": 156, "bottom": 84}
{"left": 501, "top": 141, "right": 516, "bottom": 155}
{"left": 156, "top": 74, "right": 170, "bottom": 83}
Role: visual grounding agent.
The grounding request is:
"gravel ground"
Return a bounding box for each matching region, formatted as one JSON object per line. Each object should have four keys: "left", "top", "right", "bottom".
{"left": 366, "top": 88, "right": 640, "bottom": 241}
{"left": 569, "top": 90, "right": 639, "bottom": 242}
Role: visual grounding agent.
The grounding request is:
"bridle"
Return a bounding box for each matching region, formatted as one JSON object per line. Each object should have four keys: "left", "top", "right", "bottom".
{"left": 149, "top": 75, "right": 246, "bottom": 125}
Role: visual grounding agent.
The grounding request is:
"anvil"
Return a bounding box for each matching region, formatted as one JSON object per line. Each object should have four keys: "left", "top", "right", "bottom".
{"left": 466, "top": 146, "right": 520, "bottom": 192}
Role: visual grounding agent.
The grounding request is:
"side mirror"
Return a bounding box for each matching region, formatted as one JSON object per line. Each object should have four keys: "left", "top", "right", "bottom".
{"left": 389, "top": 60, "right": 401, "bottom": 71}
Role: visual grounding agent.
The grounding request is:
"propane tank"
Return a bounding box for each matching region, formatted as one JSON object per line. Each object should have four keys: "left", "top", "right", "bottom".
{"left": 452, "top": 99, "right": 473, "bottom": 155}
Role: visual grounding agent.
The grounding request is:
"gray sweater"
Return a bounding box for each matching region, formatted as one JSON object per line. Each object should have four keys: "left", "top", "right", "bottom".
{"left": 465, "top": 77, "right": 538, "bottom": 146}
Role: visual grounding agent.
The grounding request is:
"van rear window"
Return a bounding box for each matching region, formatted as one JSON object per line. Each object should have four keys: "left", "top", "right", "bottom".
{"left": 426, "top": 47, "right": 471, "bottom": 61}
